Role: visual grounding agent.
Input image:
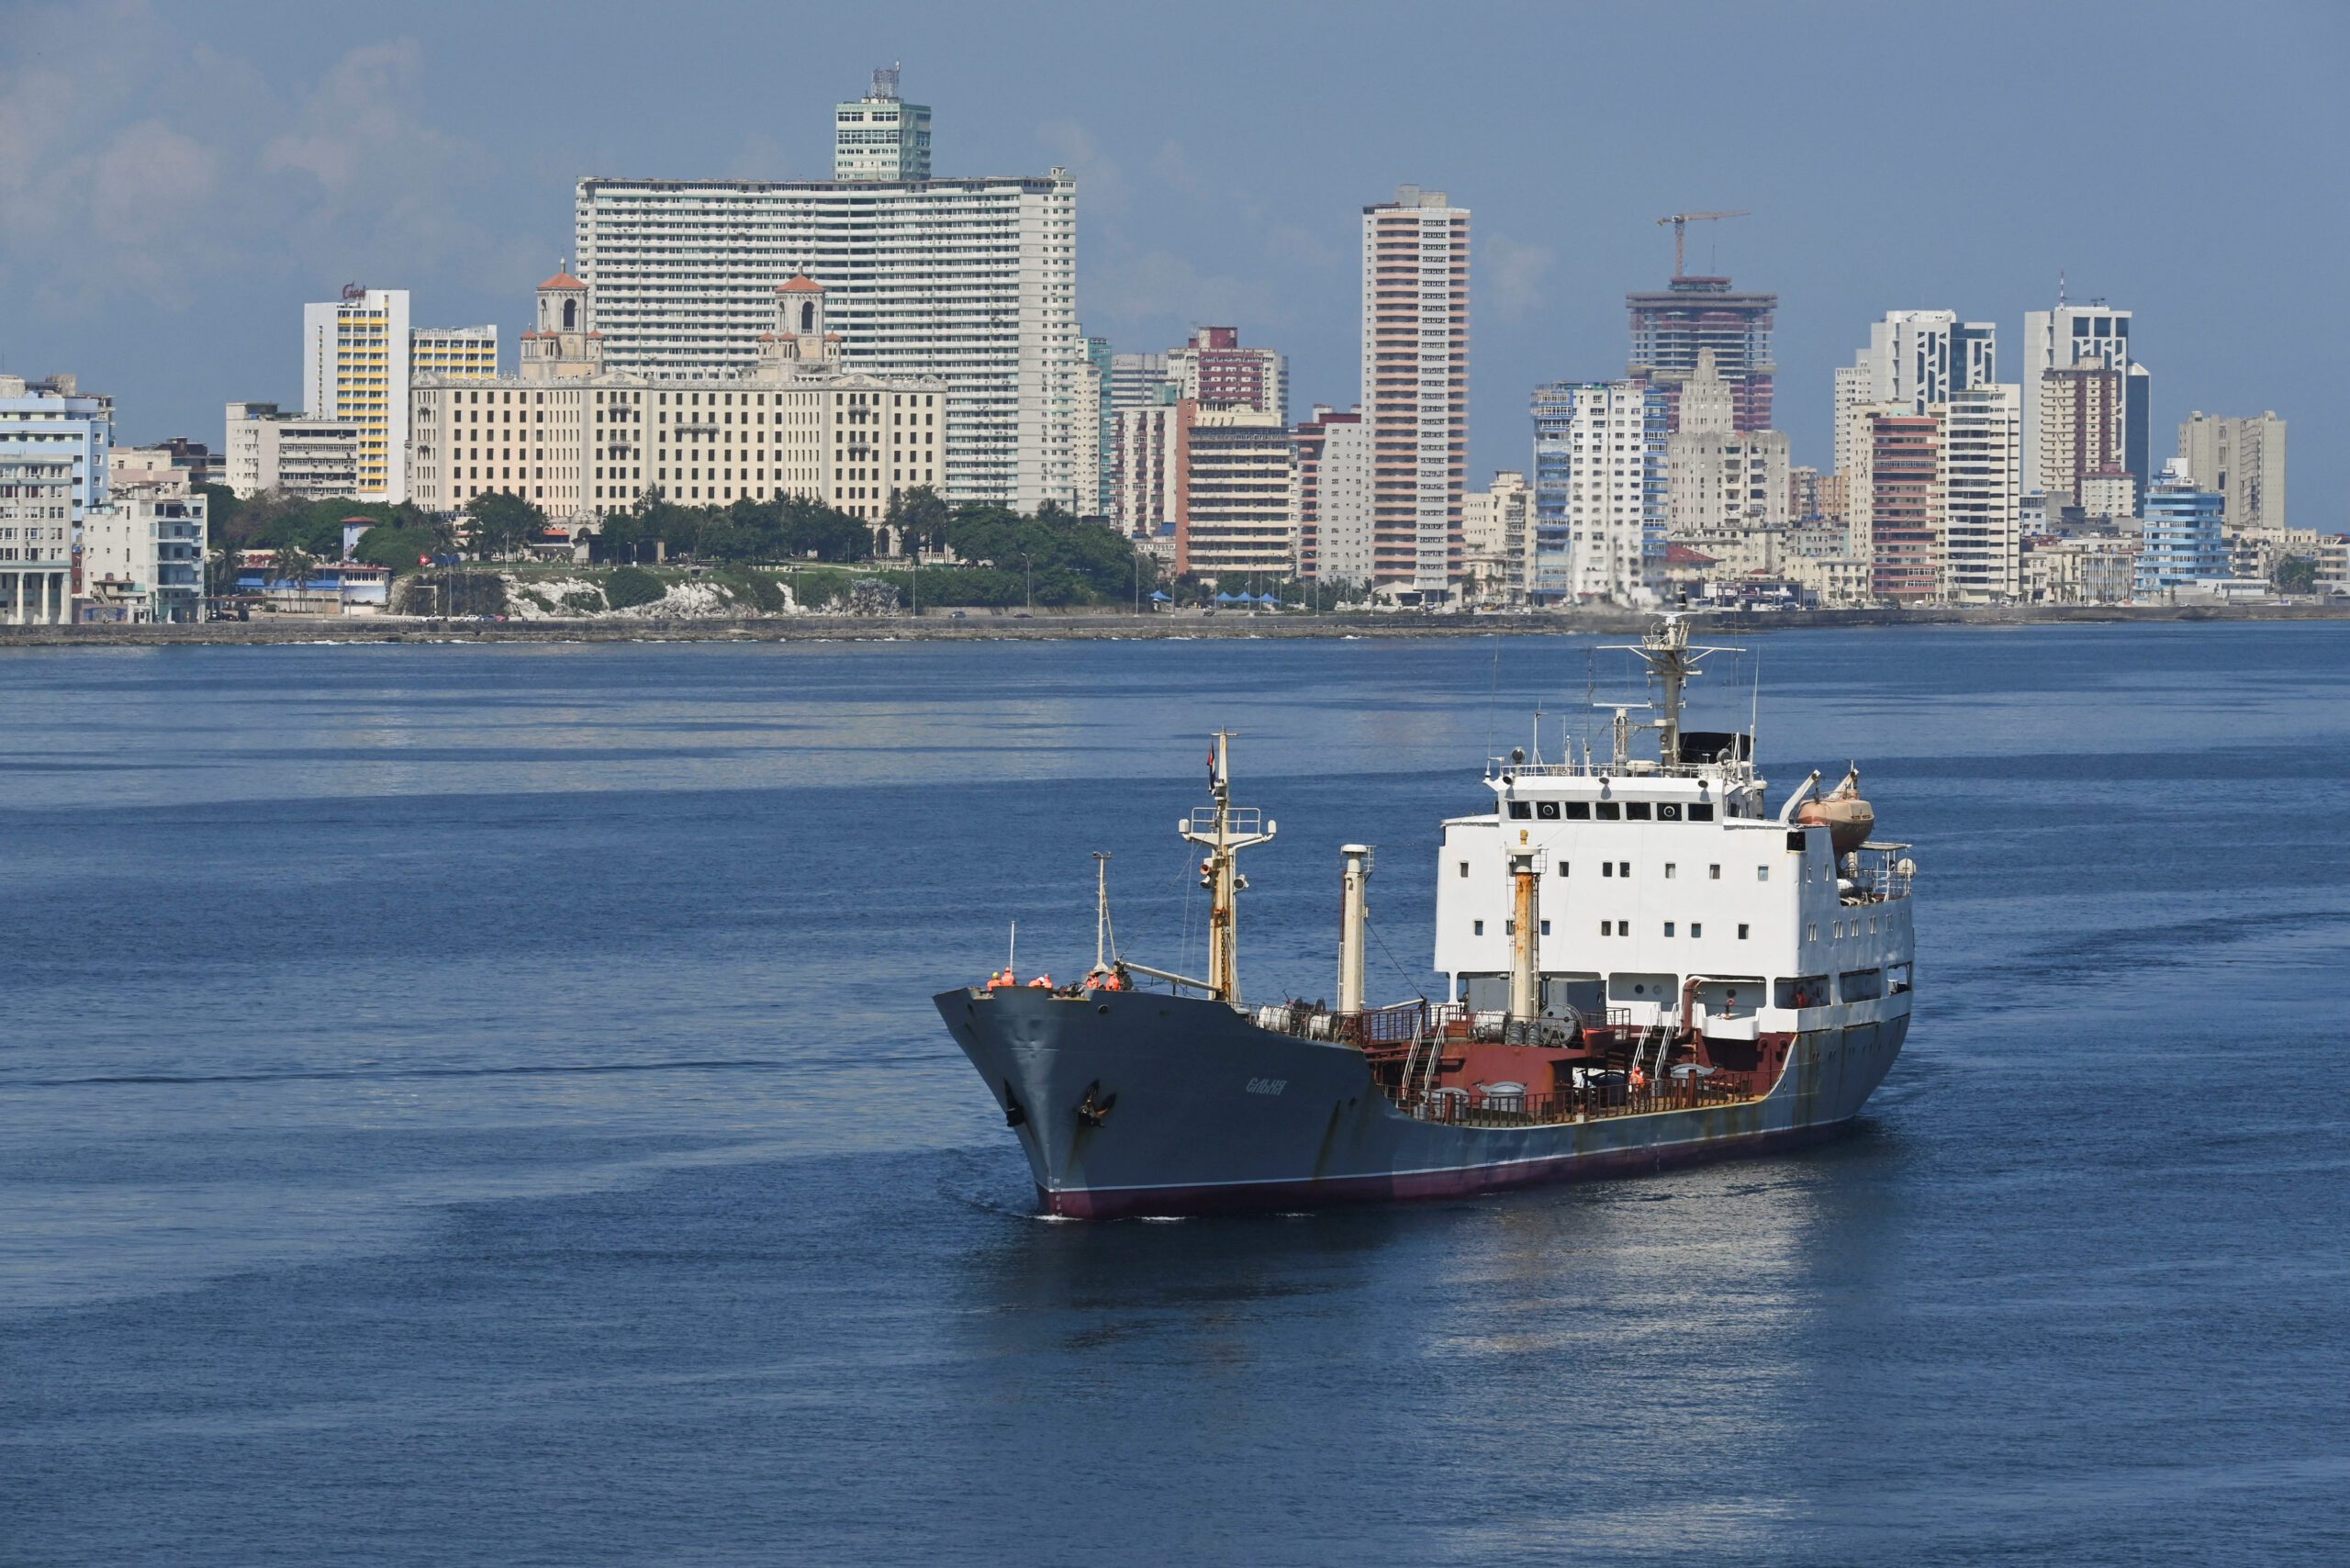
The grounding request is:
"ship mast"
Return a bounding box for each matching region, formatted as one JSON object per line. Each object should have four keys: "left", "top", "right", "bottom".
{"left": 1181, "top": 731, "right": 1276, "bottom": 1006}
{"left": 1604, "top": 614, "right": 1737, "bottom": 769}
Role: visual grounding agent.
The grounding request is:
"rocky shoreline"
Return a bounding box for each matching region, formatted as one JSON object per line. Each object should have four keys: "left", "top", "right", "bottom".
{"left": 5, "top": 600, "right": 2346, "bottom": 648}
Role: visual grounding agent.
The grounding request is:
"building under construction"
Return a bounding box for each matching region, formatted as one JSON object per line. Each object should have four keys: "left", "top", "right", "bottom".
{"left": 1628, "top": 275, "right": 1778, "bottom": 434}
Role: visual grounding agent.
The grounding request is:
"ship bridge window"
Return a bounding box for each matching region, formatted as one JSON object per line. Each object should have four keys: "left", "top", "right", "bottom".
{"left": 1839, "top": 968, "right": 1885, "bottom": 1002}
{"left": 1626, "top": 801, "right": 1652, "bottom": 821}
{"left": 1458, "top": 861, "right": 1469, "bottom": 879}
{"left": 1565, "top": 801, "right": 1592, "bottom": 820}
{"left": 1775, "top": 976, "right": 1829, "bottom": 1009}
{"left": 1537, "top": 801, "right": 1561, "bottom": 820}
{"left": 1507, "top": 801, "right": 1532, "bottom": 820}
{"left": 1689, "top": 803, "right": 1716, "bottom": 822}
{"left": 1658, "top": 802, "right": 1682, "bottom": 822}
{"left": 1595, "top": 801, "right": 1621, "bottom": 821}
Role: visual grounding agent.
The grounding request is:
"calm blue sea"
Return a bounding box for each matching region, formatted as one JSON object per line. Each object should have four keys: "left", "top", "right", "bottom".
{"left": 3, "top": 625, "right": 2346, "bottom": 1566}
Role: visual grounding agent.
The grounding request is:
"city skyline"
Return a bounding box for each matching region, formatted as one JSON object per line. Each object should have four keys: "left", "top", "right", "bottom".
{"left": 2, "top": 0, "right": 2340, "bottom": 509}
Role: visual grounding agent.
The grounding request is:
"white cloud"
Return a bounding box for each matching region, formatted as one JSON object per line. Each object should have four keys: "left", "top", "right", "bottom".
{"left": 1037, "top": 119, "right": 1125, "bottom": 212}
{"left": 0, "top": 7, "right": 525, "bottom": 312}
{"left": 1482, "top": 232, "right": 1556, "bottom": 320}
{"left": 1086, "top": 249, "right": 1281, "bottom": 333}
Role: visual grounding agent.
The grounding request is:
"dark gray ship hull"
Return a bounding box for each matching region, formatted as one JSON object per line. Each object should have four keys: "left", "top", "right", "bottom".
{"left": 935, "top": 987, "right": 1909, "bottom": 1218}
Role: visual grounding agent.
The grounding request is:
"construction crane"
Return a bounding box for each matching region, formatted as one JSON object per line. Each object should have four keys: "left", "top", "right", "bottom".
{"left": 1657, "top": 210, "right": 1750, "bottom": 278}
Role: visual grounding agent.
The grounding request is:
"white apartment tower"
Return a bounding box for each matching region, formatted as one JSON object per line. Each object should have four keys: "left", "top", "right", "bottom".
{"left": 1861, "top": 310, "right": 1997, "bottom": 411}
{"left": 1936, "top": 383, "right": 2023, "bottom": 602}
{"left": 1293, "top": 405, "right": 1373, "bottom": 585}
{"left": 1361, "top": 185, "right": 1469, "bottom": 598}
{"left": 1530, "top": 380, "right": 1666, "bottom": 606}
{"left": 834, "top": 67, "right": 932, "bottom": 181}
{"left": 575, "top": 82, "right": 1087, "bottom": 513}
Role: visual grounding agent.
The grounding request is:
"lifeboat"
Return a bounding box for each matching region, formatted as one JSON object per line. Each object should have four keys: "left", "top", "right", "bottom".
{"left": 1798, "top": 764, "right": 1875, "bottom": 855}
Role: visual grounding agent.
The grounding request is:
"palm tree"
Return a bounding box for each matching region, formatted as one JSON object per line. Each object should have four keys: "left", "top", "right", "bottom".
{"left": 268, "top": 546, "right": 317, "bottom": 593}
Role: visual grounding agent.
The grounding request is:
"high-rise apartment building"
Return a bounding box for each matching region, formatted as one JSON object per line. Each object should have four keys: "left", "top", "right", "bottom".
{"left": 302, "top": 286, "right": 409, "bottom": 500}
{"left": 575, "top": 84, "right": 1085, "bottom": 512}
{"left": 834, "top": 67, "right": 932, "bottom": 181}
{"left": 1084, "top": 336, "right": 1113, "bottom": 517}
{"left": 1109, "top": 353, "right": 1171, "bottom": 412}
{"left": 2178, "top": 411, "right": 2287, "bottom": 533}
{"left": 1292, "top": 405, "right": 1371, "bottom": 584}
{"left": 1113, "top": 397, "right": 1188, "bottom": 546}
{"left": 1626, "top": 275, "right": 1776, "bottom": 432}
{"left": 2036, "top": 364, "right": 2131, "bottom": 512}
{"left": 1856, "top": 410, "right": 1941, "bottom": 603}
{"left": 1937, "top": 384, "right": 2023, "bottom": 602}
{"left": 2022, "top": 303, "right": 2146, "bottom": 495}
{"left": 1165, "top": 328, "right": 1288, "bottom": 421}
{"left": 1861, "top": 310, "right": 1997, "bottom": 411}
{"left": 1530, "top": 380, "right": 1666, "bottom": 605}
{"left": 408, "top": 273, "right": 946, "bottom": 525}
{"left": 1180, "top": 409, "right": 1295, "bottom": 580}
{"left": 1830, "top": 361, "right": 1873, "bottom": 481}
{"left": 1361, "top": 185, "right": 1469, "bottom": 598}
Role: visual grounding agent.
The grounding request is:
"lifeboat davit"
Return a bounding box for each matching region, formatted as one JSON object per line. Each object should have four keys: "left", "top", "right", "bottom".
{"left": 1798, "top": 765, "right": 1875, "bottom": 855}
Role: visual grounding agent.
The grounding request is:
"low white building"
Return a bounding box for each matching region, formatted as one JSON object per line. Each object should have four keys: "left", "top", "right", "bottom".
{"left": 225, "top": 402, "right": 364, "bottom": 498}
{"left": 0, "top": 452, "right": 75, "bottom": 624}
{"left": 1461, "top": 470, "right": 1533, "bottom": 606}
{"left": 79, "top": 448, "right": 208, "bottom": 622}
{"left": 2023, "top": 533, "right": 2136, "bottom": 605}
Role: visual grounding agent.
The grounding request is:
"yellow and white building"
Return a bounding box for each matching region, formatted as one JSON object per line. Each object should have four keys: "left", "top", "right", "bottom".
{"left": 409, "top": 271, "right": 946, "bottom": 531}
{"left": 302, "top": 288, "right": 498, "bottom": 501}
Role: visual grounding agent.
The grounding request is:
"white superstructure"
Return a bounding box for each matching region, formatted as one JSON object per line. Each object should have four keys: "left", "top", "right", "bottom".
{"left": 1432, "top": 620, "right": 1915, "bottom": 1047}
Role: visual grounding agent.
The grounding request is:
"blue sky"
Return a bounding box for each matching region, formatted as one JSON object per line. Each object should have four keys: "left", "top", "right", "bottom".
{"left": 3, "top": 0, "right": 2342, "bottom": 513}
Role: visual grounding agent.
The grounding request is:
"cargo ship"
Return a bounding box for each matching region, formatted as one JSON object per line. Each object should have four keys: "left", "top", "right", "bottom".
{"left": 935, "top": 617, "right": 1915, "bottom": 1218}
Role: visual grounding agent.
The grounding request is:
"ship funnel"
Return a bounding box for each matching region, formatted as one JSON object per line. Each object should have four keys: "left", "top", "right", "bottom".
{"left": 1508, "top": 848, "right": 1540, "bottom": 1022}
{"left": 1337, "top": 845, "right": 1373, "bottom": 1014}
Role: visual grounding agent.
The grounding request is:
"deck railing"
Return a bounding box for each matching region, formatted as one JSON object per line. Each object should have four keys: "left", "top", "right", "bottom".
{"left": 1404, "top": 1074, "right": 1756, "bottom": 1128}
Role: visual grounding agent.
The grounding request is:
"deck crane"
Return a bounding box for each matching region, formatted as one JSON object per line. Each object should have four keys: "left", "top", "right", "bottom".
{"left": 1657, "top": 210, "right": 1751, "bottom": 278}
